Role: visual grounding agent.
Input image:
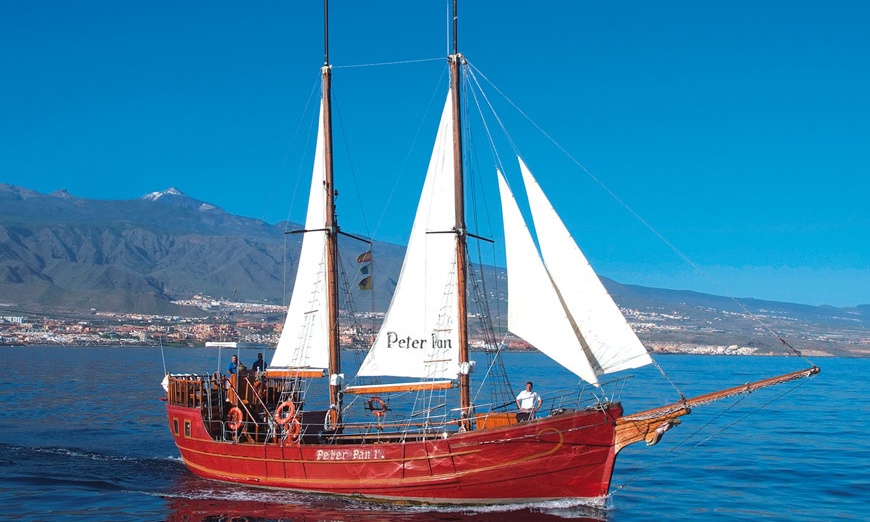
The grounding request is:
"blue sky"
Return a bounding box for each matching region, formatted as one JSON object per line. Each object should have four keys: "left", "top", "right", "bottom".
{"left": 1, "top": 1, "right": 867, "bottom": 307}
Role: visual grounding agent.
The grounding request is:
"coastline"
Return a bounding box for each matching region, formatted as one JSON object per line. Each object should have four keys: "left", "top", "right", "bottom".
{"left": 1, "top": 302, "right": 865, "bottom": 357}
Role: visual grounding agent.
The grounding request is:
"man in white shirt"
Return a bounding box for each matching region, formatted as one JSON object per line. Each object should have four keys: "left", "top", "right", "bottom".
{"left": 515, "top": 381, "right": 542, "bottom": 422}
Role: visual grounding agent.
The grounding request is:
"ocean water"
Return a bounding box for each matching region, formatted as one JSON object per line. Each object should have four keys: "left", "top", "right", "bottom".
{"left": 0, "top": 346, "right": 865, "bottom": 521}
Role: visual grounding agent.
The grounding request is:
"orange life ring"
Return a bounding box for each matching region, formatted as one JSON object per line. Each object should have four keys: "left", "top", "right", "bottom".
{"left": 275, "top": 400, "right": 296, "bottom": 425}
{"left": 227, "top": 407, "right": 243, "bottom": 431}
{"left": 286, "top": 418, "right": 301, "bottom": 443}
{"left": 368, "top": 396, "right": 387, "bottom": 418}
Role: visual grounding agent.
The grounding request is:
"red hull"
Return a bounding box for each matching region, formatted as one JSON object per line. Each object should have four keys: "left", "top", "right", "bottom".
{"left": 166, "top": 403, "right": 623, "bottom": 504}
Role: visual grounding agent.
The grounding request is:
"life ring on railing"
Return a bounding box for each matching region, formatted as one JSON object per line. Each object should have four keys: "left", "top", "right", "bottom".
{"left": 285, "top": 418, "right": 301, "bottom": 443}
{"left": 275, "top": 400, "right": 296, "bottom": 425}
{"left": 227, "top": 407, "right": 243, "bottom": 431}
{"left": 368, "top": 396, "right": 387, "bottom": 418}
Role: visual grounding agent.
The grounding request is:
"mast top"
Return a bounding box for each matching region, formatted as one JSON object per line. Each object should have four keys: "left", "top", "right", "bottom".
{"left": 323, "top": 0, "right": 330, "bottom": 66}
{"left": 452, "top": 0, "right": 458, "bottom": 56}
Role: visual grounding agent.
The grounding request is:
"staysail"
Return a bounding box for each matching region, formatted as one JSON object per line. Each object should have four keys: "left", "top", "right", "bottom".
{"left": 519, "top": 159, "right": 652, "bottom": 375}
{"left": 518, "top": 158, "right": 652, "bottom": 374}
{"left": 497, "top": 158, "right": 652, "bottom": 385}
{"left": 497, "top": 170, "right": 600, "bottom": 384}
{"left": 356, "top": 91, "right": 461, "bottom": 379}
{"left": 271, "top": 101, "right": 330, "bottom": 370}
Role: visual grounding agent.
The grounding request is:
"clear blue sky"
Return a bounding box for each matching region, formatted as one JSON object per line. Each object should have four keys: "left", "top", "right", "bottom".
{"left": 1, "top": 1, "right": 867, "bottom": 307}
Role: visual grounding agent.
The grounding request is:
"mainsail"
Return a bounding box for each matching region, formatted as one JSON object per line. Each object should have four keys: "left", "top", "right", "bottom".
{"left": 498, "top": 158, "right": 653, "bottom": 385}
{"left": 356, "top": 91, "right": 461, "bottom": 379}
{"left": 271, "top": 101, "right": 330, "bottom": 370}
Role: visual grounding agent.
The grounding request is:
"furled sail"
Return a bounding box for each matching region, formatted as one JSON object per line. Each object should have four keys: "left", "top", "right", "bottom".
{"left": 518, "top": 157, "right": 653, "bottom": 375}
{"left": 497, "top": 170, "right": 600, "bottom": 385}
{"left": 357, "top": 91, "right": 461, "bottom": 379}
{"left": 271, "top": 101, "right": 330, "bottom": 370}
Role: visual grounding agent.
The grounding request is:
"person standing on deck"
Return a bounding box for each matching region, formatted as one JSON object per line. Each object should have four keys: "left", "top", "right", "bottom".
{"left": 251, "top": 353, "right": 267, "bottom": 372}
{"left": 516, "top": 381, "right": 542, "bottom": 422}
{"left": 226, "top": 355, "right": 240, "bottom": 376}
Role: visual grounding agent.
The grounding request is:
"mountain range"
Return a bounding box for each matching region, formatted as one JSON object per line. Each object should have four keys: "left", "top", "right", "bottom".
{"left": 1, "top": 183, "right": 866, "bottom": 356}
{"left": 0, "top": 184, "right": 406, "bottom": 315}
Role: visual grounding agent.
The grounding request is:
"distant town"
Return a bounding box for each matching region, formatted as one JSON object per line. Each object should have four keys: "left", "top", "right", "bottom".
{"left": 2, "top": 295, "right": 853, "bottom": 357}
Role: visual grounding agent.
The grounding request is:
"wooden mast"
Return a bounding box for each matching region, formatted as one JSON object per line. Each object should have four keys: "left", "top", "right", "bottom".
{"left": 450, "top": 0, "right": 471, "bottom": 431}
{"left": 322, "top": 0, "right": 342, "bottom": 426}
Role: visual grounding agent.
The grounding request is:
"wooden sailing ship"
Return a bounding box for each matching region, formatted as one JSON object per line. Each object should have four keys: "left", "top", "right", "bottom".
{"left": 164, "top": 1, "right": 819, "bottom": 504}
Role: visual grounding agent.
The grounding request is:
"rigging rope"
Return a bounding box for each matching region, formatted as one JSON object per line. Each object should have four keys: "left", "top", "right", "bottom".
{"left": 369, "top": 67, "right": 448, "bottom": 241}
{"left": 331, "top": 92, "right": 371, "bottom": 239}
{"left": 275, "top": 74, "right": 321, "bottom": 308}
{"left": 612, "top": 375, "right": 814, "bottom": 495}
{"left": 650, "top": 358, "right": 685, "bottom": 399}
{"left": 465, "top": 61, "right": 816, "bottom": 369}
{"left": 332, "top": 57, "right": 444, "bottom": 69}
{"left": 159, "top": 337, "right": 167, "bottom": 376}
{"left": 681, "top": 373, "right": 814, "bottom": 453}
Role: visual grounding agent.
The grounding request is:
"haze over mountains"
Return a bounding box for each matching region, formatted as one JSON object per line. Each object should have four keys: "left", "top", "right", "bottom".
{"left": 0, "top": 184, "right": 404, "bottom": 315}
{"left": 1, "top": 184, "right": 866, "bottom": 356}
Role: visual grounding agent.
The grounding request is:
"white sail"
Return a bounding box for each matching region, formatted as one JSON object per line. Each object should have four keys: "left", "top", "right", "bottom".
{"left": 518, "top": 157, "right": 652, "bottom": 374}
{"left": 497, "top": 170, "right": 600, "bottom": 385}
{"left": 271, "top": 101, "right": 330, "bottom": 370}
{"left": 357, "top": 91, "right": 460, "bottom": 379}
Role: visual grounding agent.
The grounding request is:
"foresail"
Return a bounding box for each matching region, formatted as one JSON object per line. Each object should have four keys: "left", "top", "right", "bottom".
{"left": 356, "top": 91, "right": 461, "bottom": 380}
{"left": 497, "top": 170, "right": 600, "bottom": 385}
{"left": 271, "top": 101, "right": 330, "bottom": 370}
{"left": 518, "top": 158, "right": 652, "bottom": 374}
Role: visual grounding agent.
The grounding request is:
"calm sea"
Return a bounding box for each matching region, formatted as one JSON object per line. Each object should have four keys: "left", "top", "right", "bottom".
{"left": 0, "top": 346, "right": 865, "bottom": 521}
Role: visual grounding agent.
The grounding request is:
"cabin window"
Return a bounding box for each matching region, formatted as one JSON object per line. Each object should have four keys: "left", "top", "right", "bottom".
{"left": 184, "top": 420, "right": 191, "bottom": 437}
{"left": 173, "top": 418, "right": 179, "bottom": 436}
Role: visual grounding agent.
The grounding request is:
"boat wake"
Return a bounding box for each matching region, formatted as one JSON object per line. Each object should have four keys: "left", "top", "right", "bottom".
{"left": 162, "top": 496, "right": 608, "bottom": 522}
{"left": 0, "top": 442, "right": 184, "bottom": 493}
{"left": 158, "top": 474, "right": 609, "bottom": 521}
{"left": 0, "top": 442, "right": 191, "bottom": 520}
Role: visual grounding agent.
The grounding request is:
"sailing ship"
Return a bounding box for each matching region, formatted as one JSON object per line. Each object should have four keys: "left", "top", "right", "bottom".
{"left": 164, "top": 2, "right": 819, "bottom": 504}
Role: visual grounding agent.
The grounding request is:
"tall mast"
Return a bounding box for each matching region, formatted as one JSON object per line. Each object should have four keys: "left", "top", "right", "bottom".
{"left": 322, "top": 0, "right": 342, "bottom": 425}
{"left": 450, "top": 0, "right": 471, "bottom": 431}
